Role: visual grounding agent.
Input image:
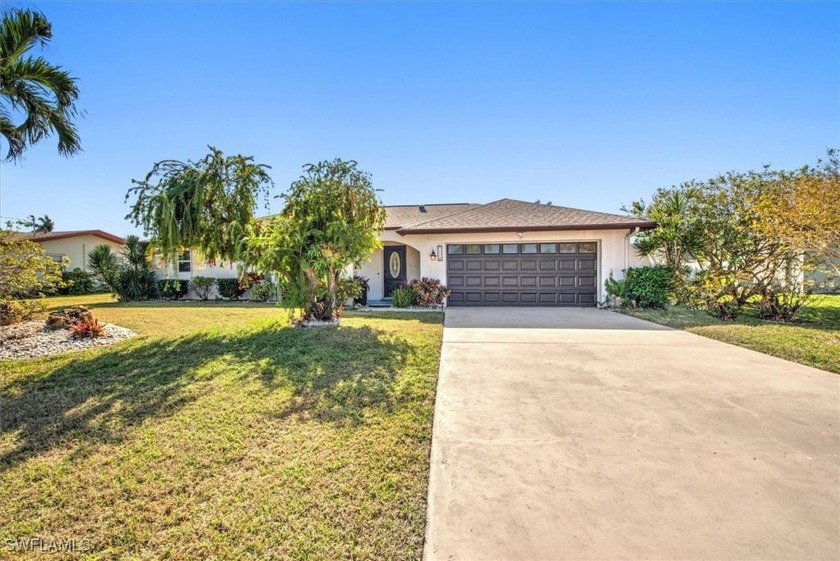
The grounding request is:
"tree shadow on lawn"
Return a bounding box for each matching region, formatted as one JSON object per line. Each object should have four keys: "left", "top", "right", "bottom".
{"left": 0, "top": 323, "right": 415, "bottom": 472}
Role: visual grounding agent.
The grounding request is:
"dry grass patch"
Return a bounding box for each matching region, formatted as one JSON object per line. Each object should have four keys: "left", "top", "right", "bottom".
{"left": 1, "top": 297, "right": 443, "bottom": 559}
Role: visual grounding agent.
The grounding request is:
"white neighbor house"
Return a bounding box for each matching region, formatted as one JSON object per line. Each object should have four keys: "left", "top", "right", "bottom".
{"left": 22, "top": 230, "right": 126, "bottom": 272}
{"left": 173, "top": 198, "right": 654, "bottom": 306}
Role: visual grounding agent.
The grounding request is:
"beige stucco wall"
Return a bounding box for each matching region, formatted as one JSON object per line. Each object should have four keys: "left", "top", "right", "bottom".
{"left": 38, "top": 236, "right": 124, "bottom": 272}
{"left": 360, "top": 228, "right": 649, "bottom": 302}
{"left": 152, "top": 253, "right": 240, "bottom": 299}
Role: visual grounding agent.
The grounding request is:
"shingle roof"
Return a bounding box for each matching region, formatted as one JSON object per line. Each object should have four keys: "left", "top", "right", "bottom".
{"left": 384, "top": 203, "right": 481, "bottom": 229}
{"left": 396, "top": 199, "right": 655, "bottom": 234}
{"left": 19, "top": 230, "right": 125, "bottom": 244}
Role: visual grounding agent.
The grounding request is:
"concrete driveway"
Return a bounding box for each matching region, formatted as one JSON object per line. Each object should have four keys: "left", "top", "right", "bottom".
{"left": 424, "top": 307, "right": 840, "bottom": 561}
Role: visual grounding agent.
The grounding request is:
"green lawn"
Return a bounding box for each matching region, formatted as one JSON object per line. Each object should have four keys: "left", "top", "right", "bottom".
{"left": 622, "top": 295, "right": 840, "bottom": 374}
{"left": 1, "top": 296, "right": 444, "bottom": 559}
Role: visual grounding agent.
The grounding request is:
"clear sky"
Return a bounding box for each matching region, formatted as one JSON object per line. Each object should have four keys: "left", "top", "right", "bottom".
{"left": 1, "top": 1, "right": 838, "bottom": 236}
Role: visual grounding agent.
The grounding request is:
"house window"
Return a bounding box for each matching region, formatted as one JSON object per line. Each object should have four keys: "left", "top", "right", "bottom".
{"left": 46, "top": 253, "right": 64, "bottom": 264}
{"left": 465, "top": 244, "right": 482, "bottom": 255}
{"left": 178, "top": 250, "right": 191, "bottom": 272}
{"left": 521, "top": 243, "right": 538, "bottom": 254}
{"left": 447, "top": 245, "right": 463, "bottom": 255}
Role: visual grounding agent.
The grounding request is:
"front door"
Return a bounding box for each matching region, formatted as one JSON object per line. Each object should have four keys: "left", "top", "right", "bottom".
{"left": 384, "top": 246, "right": 407, "bottom": 297}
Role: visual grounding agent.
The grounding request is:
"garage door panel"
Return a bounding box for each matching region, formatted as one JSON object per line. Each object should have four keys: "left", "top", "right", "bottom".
{"left": 447, "top": 242, "right": 598, "bottom": 307}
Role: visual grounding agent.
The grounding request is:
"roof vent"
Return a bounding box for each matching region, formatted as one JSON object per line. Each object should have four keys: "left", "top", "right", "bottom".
{"left": 419, "top": 205, "right": 427, "bottom": 213}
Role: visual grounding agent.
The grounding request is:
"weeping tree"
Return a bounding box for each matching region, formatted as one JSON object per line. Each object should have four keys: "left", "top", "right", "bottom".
{"left": 244, "top": 159, "right": 385, "bottom": 322}
{"left": 125, "top": 147, "right": 273, "bottom": 274}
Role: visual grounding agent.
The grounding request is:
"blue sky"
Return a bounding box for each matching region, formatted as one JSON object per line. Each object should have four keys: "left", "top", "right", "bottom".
{"left": 1, "top": 1, "right": 837, "bottom": 236}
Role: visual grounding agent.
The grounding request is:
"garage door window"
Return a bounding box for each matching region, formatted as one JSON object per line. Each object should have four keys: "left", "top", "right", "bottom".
{"left": 521, "top": 244, "right": 537, "bottom": 254}
{"left": 484, "top": 244, "right": 500, "bottom": 254}
{"left": 559, "top": 243, "right": 577, "bottom": 253}
{"left": 502, "top": 244, "right": 518, "bottom": 254}
{"left": 465, "top": 244, "right": 482, "bottom": 255}
{"left": 448, "top": 245, "right": 463, "bottom": 255}
{"left": 580, "top": 242, "right": 597, "bottom": 253}
{"left": 540, "top": 243, "right": 557, "bottom": 253}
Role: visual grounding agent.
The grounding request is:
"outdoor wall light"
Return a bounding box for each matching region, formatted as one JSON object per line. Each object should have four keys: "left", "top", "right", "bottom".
{"left": 436, "top": 245, "right": 444, "bottom": 262}
{"left": 429, "top": 249, "right": 437, "bottom": 262}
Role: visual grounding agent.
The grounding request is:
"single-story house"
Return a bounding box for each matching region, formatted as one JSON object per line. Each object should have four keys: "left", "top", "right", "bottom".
{"left": 22, "top": 230, "right": 125, "bottom": 272}
{"left": 355, "top": 198, "right": 654, "bottom": 306}
{"left": 174, "top": 198, "right": 655, "bottom": 306}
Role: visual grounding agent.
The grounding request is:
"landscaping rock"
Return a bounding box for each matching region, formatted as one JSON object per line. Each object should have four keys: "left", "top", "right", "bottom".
{"left": 0, "top": 320, "right": 135, "bottom": 361}
{"left": 45, "top": 305, "right": 94, "bottom": 330}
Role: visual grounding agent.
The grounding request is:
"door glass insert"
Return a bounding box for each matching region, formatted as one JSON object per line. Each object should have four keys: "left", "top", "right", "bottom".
{"left": 389, "top": 252, "right": 401, "bottom": 278}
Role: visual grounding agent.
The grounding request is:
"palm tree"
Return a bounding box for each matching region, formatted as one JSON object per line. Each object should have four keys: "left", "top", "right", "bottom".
{"left": 18, "top": 213, "right": 55, "bottom": 233}
{"left": 0, "top": 8, "right": 81, "bottom": 161}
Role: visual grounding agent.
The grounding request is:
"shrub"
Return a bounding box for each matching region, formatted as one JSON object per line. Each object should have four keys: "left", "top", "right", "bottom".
{"left": 157, "top": 279, "right": 189, "bottom": 300}
{"left": 337, "top": 277, "right": 365, "bottom": 305}
{"left": 60, "top": 268, "right": 96, "bottom": 295}
{"left": 0, "top": 229, "right": 63, "bottom": 299}
{"left": 217, "top": 278, "right": 245, "bottom": 300}
{"left": 249, "top": 280, "right": 275, "bottom": 302}
{"left": 757, "top": 289, "right": 810, "bottom": 322}
{"left": 88, "top": 236, "right": 156, "bottom": 301}
{"left": 407, "top": 277, "right": 450, "bottom": 307}
{"left": 351, "top": 276, "right": 370, "bottom": 305}
{"left": 69, "top": 316, "right": 105, "bottom": 338}
{"left": 624, "top": 266, "right": 674, "bottom": 309}
{"left": 604, "top": 273, "right": 628, "bottom": 307}
{"left": 0, "top": 299, "right": 44, "bottom": 326}
{"left": 191, "top": 276, "right": 215, "bottom": 300}
{"left": 391, "top": 286, "right": 415, "bottom": 308}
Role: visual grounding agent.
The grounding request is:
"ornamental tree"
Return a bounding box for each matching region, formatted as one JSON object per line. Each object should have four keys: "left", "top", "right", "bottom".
{"left": 245, "top": 159, "right": 385, "bottom": 322}
{"left": 125, "top": 147, "right": 273, "bottom": 273}
{"left": 0, "top": 227, "right": 63, "bottom": 299}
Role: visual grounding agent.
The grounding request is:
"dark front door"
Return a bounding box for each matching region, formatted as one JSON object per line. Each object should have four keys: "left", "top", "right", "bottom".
{"left": 383, "top": 246, "right": 407, "bottom": 297}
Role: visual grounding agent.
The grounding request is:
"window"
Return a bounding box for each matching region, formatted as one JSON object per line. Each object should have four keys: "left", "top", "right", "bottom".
{"left": 46, "top": 253, "right": 64, "bottom": 264}
{"left": 178, "top": 250, "right": 191, "bottom": 272}
{"left": 579, "top": 242, "right": 597, "bottom": 254}
{"left": 558, "top": 243, "right": 577, "bottom": 253}
{"left": 483, "top": 244, "right": 500, "bottom": 254}
{"left": 447, "top": 244, "right": 463, "bottom": 255}
{"left": 465, "top": 244, "right": 482, "bottom": 255}
{"left": 539, "top": 243, "right": 557, "bottom": 253}
{"left": 521, "top": 243, "right": 537, "bottom": 254}
{"left": 502, "top": 244, "right": 518, "bottom": 254}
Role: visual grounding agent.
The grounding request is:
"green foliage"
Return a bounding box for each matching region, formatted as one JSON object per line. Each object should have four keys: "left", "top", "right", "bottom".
{"left": 0, "top": 227, "right": 63, "bottom": 299}
{"left": 87, "top": 236, "right": 156, "bottom": 301}
{"left": 17, "top": 214, "right": 54, "bottom": 233}
{"left": 217, "top": 278, "right": 245, "bottom": 300}
{"left": 125, "top": 147, "right": 273, "bottom": 273}
{"left": 157, "top": 279, "right": 189, "bottom": 300}
{"left": 348, "top": 275, "right": 369, "bottom": 305}
{"left": 60, "top": 268, "right": 96, "bottom": 295}
{"left": 623, "top": 266, "right": 674, "bottom": 309}
{"left": 0, "top": 299, "right": 43, "bottom": 326}
{"left": 604, "top": 272, "right": 627, "bottom": 305}
{"left": 190, "top": 276, "right": 215, "bottom": 301}
{"left": 628, "top": 152, "right": 838, "bottom": 319}
{"left": 391, "top": 286, "right": 415, "bottom": 308}
{"left": 244, "top": 159, "right": 386, "bottom": 321}
{"left": 407, "top": 277, "right": 450, "bottom": 307}
{"left": 248, "top": 280, "right": 275, "bottom": 302}
{"left": 336, "top": 277, "right": 364, "bottom": 305}
{"left": 0, "top": 8, "right": 81, "bottom": 161}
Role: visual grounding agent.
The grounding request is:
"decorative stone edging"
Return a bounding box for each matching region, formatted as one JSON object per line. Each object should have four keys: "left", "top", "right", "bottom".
{"left": 0, "top": 321, "right": 136, "bottom": 361}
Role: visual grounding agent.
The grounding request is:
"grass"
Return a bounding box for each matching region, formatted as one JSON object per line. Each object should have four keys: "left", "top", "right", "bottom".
{"left": 622, "top": 295, "right": 840, "bottom": 374}
{"left": 1, "top": 295, "right": 444, "bottom": 559}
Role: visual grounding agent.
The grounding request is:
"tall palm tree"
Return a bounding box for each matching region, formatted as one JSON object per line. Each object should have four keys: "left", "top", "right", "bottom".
{"left": 18, "top": 213, "right": 55, "bottom": 233}
{"left": 0, "top": 8, "right": 81, "bottom": 161}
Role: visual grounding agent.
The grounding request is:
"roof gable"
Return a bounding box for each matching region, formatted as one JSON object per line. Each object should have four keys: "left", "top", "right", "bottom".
{"left": 22, "top": 230, "right": 125, "bottom": 245}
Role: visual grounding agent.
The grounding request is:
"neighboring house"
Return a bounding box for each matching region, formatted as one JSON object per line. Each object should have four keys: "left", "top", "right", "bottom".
{"left": 355, "top": 199, "right": 654, "bottom": 307}
{"left": 170, "top": 198, "right": 655, "bottom": 307}
{"left": 22, "top": 230, "right": 125, "bottom": 272}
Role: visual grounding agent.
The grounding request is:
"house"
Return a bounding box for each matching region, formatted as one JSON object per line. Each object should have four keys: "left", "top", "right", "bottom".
{"left": 22, "top": 230, "right": 125, "bottom": 272}
{"left": 354, "top": 199, "right": 655, "bottom": 306}
{"left": 171, "top": 198, "right": 655, "bottom": 306}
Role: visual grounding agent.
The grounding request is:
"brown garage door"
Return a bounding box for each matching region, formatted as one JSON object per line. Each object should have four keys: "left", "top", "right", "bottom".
{"left": 446, "top": 242, "right": 598, "bottom": 306}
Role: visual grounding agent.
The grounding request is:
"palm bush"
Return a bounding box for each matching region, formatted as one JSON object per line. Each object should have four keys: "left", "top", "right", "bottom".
{"left": 88, "top": 236, "right": 156, "bottom": 301}
{"left": 391, "top": 286, "right": 415, "bottom": 308}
